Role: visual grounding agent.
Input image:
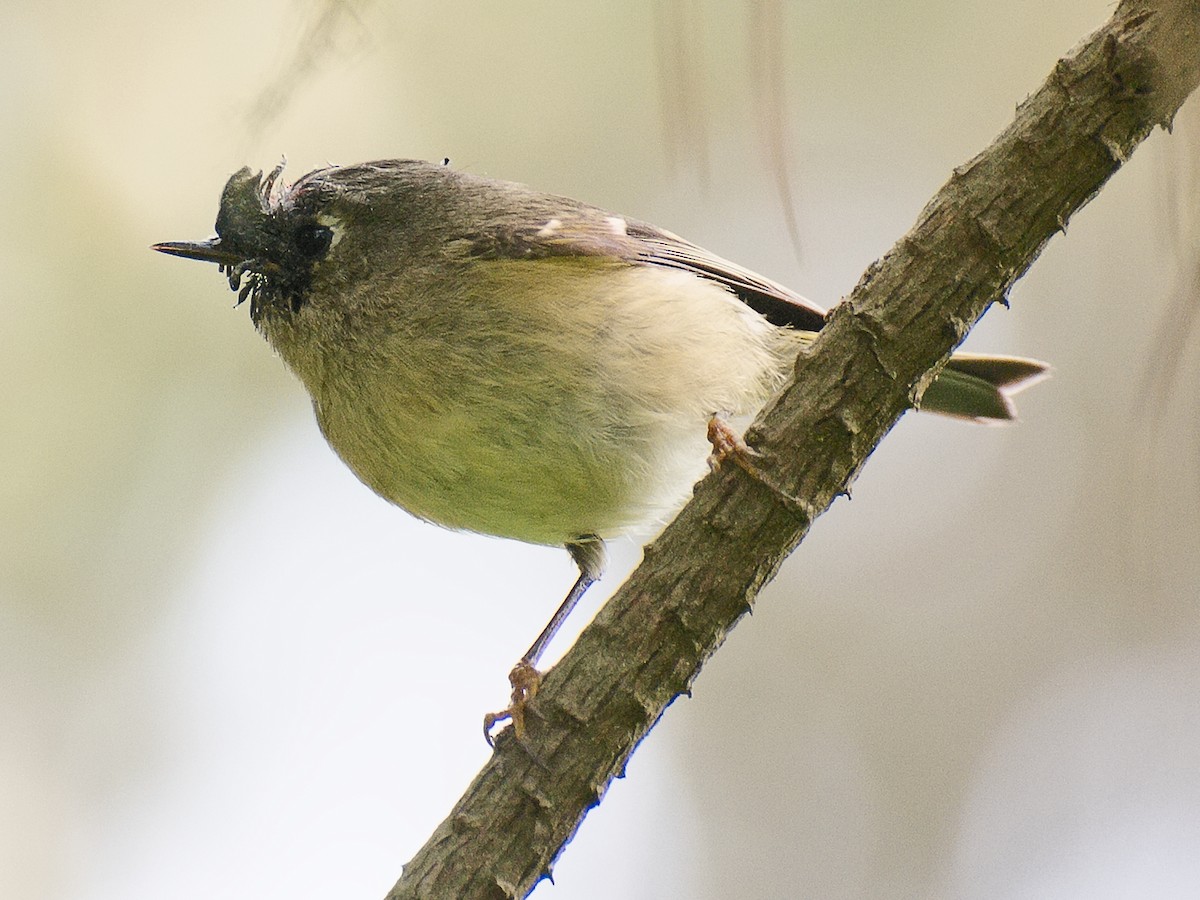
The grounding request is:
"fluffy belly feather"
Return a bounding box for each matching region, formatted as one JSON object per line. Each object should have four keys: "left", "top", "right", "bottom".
{"left": 284, "top": 264, "right": 799, "bottom": 546}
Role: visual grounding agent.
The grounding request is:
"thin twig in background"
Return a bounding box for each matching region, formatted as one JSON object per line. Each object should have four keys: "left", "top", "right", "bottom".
{"left": 749, "top": 0, "right": 805, "bottom": 263}
{"left": 654, "top": 0, "right": 712, "bottom": 189}
{"left": 242, "top": 0, "right": 374, "bottom": 143}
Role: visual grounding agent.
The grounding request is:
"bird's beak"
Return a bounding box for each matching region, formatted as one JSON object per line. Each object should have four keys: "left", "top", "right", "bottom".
{"left": 151, "top": 238, "right": 243, "bottom": 266}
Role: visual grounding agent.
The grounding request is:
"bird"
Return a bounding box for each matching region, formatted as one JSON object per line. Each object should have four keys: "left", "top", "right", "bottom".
{"left": 154, "top": 158, "right": 1049, "bottom": 739}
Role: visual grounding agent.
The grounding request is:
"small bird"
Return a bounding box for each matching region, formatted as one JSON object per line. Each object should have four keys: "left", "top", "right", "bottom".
{"left": 154, "top": 159, "right": 1048, "bottom": 739}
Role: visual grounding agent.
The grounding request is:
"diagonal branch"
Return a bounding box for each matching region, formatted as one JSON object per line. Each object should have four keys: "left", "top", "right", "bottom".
{"left": 388, "top": 3, "right": 1200, "bottom": 898}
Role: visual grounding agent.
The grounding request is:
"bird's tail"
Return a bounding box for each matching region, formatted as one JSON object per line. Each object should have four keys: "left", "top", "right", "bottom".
{"left": 920, "top": 353, "right": 1051, "bottom": 422}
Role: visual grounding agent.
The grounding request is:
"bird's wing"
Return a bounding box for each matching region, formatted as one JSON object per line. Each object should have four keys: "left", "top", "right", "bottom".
{"left": 463, "top": 211, "right": 828, "bottom": 333}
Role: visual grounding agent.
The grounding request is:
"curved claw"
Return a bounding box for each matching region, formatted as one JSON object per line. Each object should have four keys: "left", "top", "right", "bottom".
{"left": 483, "top": 709, "right": 510, "bottom": 748}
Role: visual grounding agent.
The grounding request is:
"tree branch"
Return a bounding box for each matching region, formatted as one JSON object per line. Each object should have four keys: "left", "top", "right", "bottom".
{"left": 387, "top": 3, "right": 1200, "bottom": 897}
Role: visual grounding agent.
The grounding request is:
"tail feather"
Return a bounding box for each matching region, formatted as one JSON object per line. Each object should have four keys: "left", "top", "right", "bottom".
{"left": 920, "top": 353, "right": 1051, "bottom": 422}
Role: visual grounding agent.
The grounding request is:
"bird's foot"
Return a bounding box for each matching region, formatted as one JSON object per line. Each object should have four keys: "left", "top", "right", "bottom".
{"left": 706, "top": 414, "right": 761, "bottom": 474}
{"left": 483, "top": 659, "right": 543, "bottom": 747}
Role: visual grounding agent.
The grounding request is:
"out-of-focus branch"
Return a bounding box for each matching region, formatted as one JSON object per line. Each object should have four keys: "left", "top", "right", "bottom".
{"left": 243, "top": 0, "right": 374, "bottom": 142}
{"left": 387, "top": 3, "right": 1200, "bottom": 898}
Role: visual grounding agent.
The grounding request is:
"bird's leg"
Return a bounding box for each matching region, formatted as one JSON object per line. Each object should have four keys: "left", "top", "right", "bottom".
{"left": 484, "top": 536, "right": 607, "bottom": 745}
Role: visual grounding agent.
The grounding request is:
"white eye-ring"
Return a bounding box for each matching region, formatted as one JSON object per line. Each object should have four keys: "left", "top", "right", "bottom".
{"left": 316, "top": 213, "right": 346, "bottom": 250}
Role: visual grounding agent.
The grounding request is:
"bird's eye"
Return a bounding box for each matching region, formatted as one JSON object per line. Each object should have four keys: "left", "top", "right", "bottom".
{"left": 294, "top": 223, "right": 333, "bottom": 260}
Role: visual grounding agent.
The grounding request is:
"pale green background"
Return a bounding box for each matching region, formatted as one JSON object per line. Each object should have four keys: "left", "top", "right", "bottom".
{"left": 5, "top": 2, "right": 1200, "bottom": 898}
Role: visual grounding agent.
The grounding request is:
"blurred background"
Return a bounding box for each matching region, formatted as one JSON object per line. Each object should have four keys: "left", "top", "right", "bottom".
{"left": 5, "top": 1, "right": 1200, "bottom": 897}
